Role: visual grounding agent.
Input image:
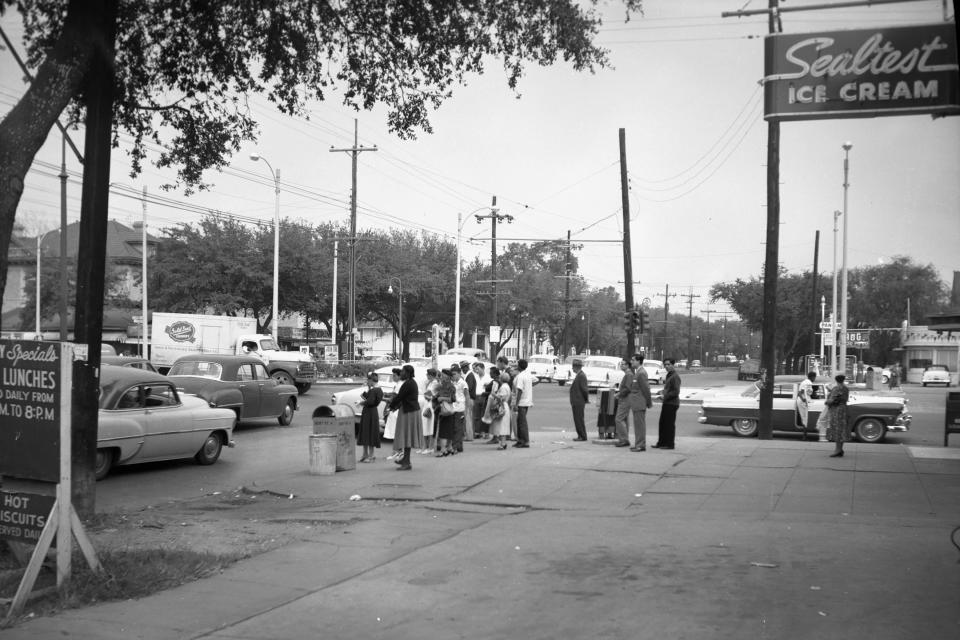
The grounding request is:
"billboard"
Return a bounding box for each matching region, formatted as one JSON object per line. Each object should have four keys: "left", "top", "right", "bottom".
{"left": 764, "top": 23, "right": 959, "bottom": 121}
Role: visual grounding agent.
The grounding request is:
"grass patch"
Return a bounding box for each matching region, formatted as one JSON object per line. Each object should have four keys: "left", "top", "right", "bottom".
{"left": 2, "top": 548, "right": 243, "bottom": 627}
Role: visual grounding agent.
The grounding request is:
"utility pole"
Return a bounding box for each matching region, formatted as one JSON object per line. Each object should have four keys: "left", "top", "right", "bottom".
{"left": 683, "top": 288, "right": 701, "bottom": 369}
{"left": 330, "top": 119, "right": 377, "bottom": 360}
{"left": 809, "top": 230, "right": 820, "bottom": 366}
{"left": 618, "top": 128, "right": 636, "bottom": 355}
{"left": 702, "top": 308, "right": 715, "bottom": 364}
{"left": 656, "top": 284, "right": 677, "bottom": 359}
{"left": 563, "top": 230, "right": 572, "bottom": 358}
{"left": 475, "top": 196, "right": 512, "bottom": 359}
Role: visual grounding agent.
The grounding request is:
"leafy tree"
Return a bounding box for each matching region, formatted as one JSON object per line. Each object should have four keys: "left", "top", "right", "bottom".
{"left": 0, "top": 0, "right": 642, "bottom": 327}
{"left": 19, "top": 257, "right": 130, "bottom": 329}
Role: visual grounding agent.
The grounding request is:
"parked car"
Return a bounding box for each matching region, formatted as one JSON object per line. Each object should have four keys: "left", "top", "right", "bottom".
{"left": 331, "top": 364, "right": 429, "bottom": 426}
{"left": 101, "top": 355, "right": 158, "bottom": 373}
{"left": 921, "top": 365, "right": 951, "bottom": 387}
{"left": 697, "top": 377, "right": 911, "bottom": 443}
{"left": 410, "top": 354, "right": 483, "bottom": 370}
{"left": 167, "top": 354, "right": 298, "bottom": 425}
{"left": 642, "top": 359, "right": 668, "bottom": 384}
{"left": 96, "top": 366, "right": 236, "bottom": 479}
{"left": 691, "top": 360, "right": 702, "bottom": 368}
{"left": 581, "top": 356, "right": 625, "bottom": 391}
{"left": 444, "top": 347, "right": 490, "bottom": 361}
{"left": 526, "top": 355, "right": 560, "bottom": 382}
{"left": 552, "top": 361, "right": 574, "bottom": 386}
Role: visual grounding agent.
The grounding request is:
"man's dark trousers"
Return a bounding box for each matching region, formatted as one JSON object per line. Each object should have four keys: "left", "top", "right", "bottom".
{"left": 658, "top": 404, "right": 678, "bottom": 447}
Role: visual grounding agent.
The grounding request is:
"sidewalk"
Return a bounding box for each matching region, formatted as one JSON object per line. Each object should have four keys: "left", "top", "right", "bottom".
{"left": 4, "top": 433, "right": 959, "bottom": 639}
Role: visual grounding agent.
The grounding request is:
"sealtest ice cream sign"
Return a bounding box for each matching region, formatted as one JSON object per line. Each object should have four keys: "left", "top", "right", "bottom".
{"left": 764, "top": 23, "right": 959, "bottom": 121}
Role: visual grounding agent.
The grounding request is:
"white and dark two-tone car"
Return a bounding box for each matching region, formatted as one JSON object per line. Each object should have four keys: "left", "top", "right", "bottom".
{"left": 698, "top": 377, "right": 911, "bottom": 443}
{"left": 96, "top": 366, "right": 236, "bottom": 479}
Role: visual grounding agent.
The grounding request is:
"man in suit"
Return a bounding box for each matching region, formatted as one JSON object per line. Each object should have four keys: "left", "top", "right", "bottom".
{"left": 628, "top": 353, "right": 653, "bottom": 452}
{"left": 569, "top": 359, "right": 590, "bottom": 441}
{"left": 461, "top": 361, "right": 476, "bottom": 441}
{"left": 613, "top": 360, "right": 635, "bottom": 447}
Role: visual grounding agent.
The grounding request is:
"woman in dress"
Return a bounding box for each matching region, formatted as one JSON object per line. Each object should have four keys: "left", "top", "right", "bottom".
{"left": 434, "top": 369, "right": 457, "bottom": 456}
{"left": 382, "top": 368, "right": 402, "bottom": 458}
{"left": 422, "top": 368, "right": 440, "bottom": 454}
{"left": 483, "top": 371, "right": 513, "bottom": 450}
{"left": 825, "top": 374, "right": 850, "bottom": 457}
{"left": 357, "top": 372, "right": 383, "bottom": 462}
{"left": 384, "top": 364, "right": 424, "bottom": 470}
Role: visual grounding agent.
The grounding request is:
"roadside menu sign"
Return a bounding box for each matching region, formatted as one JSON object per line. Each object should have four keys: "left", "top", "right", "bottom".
{"left": 0, "top": 340, "right": 61, "bottom": 483}
{"left": 0, "top": 491, "right": 55, "bottom": 544}
{"left": 764, "top": 23, "right": 959, "bottom": 121}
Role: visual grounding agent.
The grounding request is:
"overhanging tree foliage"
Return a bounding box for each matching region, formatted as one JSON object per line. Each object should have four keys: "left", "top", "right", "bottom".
{"left": 0, "top": 0, "right": 643, "bottom": 326}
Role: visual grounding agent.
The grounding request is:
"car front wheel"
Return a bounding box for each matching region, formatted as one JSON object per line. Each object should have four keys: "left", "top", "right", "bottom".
{"left": 295, "top": 382, "right": 311, "bottom": 394}
{"left": 855, "top": 418, "right": 886, "bottom": 443}
{"left": 95, "top": 449, "right": 115, "bottom": 480}
{"left": 731, "top": 418, "right": 759, "bottom": 437}
{"left": 195, "top": 433, "right": 224, "bottom": 465}
{"left": 272, "top": 370, "right": 294, "bottom": 386}
{"left": 278, "top": 398, "right": 295, "bottom": 426}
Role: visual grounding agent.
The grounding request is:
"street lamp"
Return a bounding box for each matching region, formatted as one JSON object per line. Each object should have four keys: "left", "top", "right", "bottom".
{"left": 35, "top": 228, "right": 58, "bottom": 339}
{"left": 831, "top": 208, "right": 841, "bottom": 376}
{"left": 387, "top": 277, "right": 402, "bottom": 359}
{"left": 455, "top": 205, "right": 498, "bottom": 347}
{"left": 839, "top": 141, "right": 852, "bottom": 377}
{"left": 250, "top": 152, "right": 280, "bottom": 342}
{"left": 581, "top": 309, "right": 591, "bottom": 354}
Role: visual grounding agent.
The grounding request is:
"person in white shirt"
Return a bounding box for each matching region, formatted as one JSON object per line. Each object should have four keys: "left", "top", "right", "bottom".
{"left": 513, "top": 359, "right": 537, "bottom": 448}
{"left": 451, "top": 366, "right": 469, "bottom": 452}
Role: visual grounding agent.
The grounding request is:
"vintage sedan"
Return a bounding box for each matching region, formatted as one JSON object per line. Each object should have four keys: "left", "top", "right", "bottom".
{"left": 642, "top": 359, "right": 667, "bottom": 385}
{"left": 921, "top": 365, "right": 951, "bottom": 387}
{"left": 167, "top": 354, "right": 298, "bottom": 425}
{"left": 101, "top": 355, "right": 158, "bottom": 373}
{"left": 552, "top": 361, "right": 573, "bottom": 386}
{"left": 527, "top": 354, "right": 560, "bottom": 382}
{"left": 581, "top": 356, "right": 625, "bottom": 391}
{"left": 97, "top": 367, "right": 236, "bottom": 479}
{"left": 698, "top": 378, "right": 911, "bottom": 443}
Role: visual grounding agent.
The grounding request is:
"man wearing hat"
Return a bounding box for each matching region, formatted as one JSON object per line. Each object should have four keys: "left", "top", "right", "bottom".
{"left": 569, "top": 359, "right": 589, "bottom": 441}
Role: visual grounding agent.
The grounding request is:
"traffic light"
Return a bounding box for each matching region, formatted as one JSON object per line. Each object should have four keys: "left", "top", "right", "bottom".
{"left": 623, "top": 312, "right": 632, "bottom": 333}
{"left": 640, "top": 309, "right": 649, "bottom": 333}
{"left": 630, "top": 309, "right": 641, "bottom": 332}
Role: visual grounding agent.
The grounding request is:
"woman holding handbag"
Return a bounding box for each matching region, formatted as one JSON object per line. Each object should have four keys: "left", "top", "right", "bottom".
{"left": 434, "top": 369, "right": 458, "bottom": 456}
{"left": 357, "top": 371, "right": 383, "bottom": 462}
{"left": 825, "top": 374, "right": 850, "bottom": 457}
{"left": 482, "top": 371, "right": 512, "bottom": 450}
{"left": 384, "top": 365, "right": 424, "bottom": 471}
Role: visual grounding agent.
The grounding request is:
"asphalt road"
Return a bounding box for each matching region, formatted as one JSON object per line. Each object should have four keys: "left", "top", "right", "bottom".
{"left": 94, "top": 368, "right": 953, "bottom": 512}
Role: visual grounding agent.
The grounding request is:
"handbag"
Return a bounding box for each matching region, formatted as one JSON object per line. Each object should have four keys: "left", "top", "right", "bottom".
{"left": 440, "top": 401, "right": 456, "bottom": 416}
{"left": 422, "top": 405, "right": 433, "bottom": 419}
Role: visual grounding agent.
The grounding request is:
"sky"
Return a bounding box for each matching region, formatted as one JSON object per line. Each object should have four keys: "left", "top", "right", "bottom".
{"left": 2, "top": 0, "right": 958, "bottom": 322}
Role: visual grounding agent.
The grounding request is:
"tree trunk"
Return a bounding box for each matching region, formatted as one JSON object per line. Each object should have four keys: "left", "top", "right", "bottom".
{"left": 0, "top": 0, "right": 97, "bottom": 326}
{"left": 71, "top": 0, "right": 119, "bottom": 520}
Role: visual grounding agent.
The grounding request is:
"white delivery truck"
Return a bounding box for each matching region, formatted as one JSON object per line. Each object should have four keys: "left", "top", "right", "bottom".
{"left": 151, "top": 312, "right": 317, "bottom": 393}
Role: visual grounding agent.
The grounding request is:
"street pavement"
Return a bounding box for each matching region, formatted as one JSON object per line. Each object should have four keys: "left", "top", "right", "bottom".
{"left": 3, "top": 429, "right": 959, "bottom": 639}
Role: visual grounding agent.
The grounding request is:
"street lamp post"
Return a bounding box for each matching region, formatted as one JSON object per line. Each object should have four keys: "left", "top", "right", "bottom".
{"left": 831, "top": 208, "right": 841, "bottom": 376}
{"left": 455, "top": 205, "right": 499, "bottom": 347}
{"left": 250, "top": 152, "right": 280, "bottom": 342}
{"left": 35, "top": 228, "right": 58, "bottom": 339}
{"left": 820, "top": 295, "right": 826, "bottom": 363}
{"left": 388, "top": 277, "right": 402, "bottom": 359}
{"left": 839, "top": 142, "right": 852, "bottom": 378}
{"left": 581, "top": 309, "right": 591, "bottom": 354}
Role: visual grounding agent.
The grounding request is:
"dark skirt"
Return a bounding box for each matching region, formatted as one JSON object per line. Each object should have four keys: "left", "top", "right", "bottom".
{"left": 437, "top": 412, "right": 455, "bottom": 440}
{"left": 826, "top": 405, "right": 850, "bottom": 443}
{"left": 357, "top": 406, "right": 381, "bottom": 447}
{"left": 393, "top": 408, "right": 424, "bottom": 451}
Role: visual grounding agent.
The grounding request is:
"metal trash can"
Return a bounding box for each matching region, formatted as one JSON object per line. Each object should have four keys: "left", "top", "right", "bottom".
{"left": 596, "top": 388, "right": 618, "bottom": 440}
{"left": 945, "top": 392, "right": 960, "bottom": 447}
{"left": 312, "top": 404, "right": 357, "bottom": 471}
{"left": 309, "top": 434, "right": 338, "bottom": 475}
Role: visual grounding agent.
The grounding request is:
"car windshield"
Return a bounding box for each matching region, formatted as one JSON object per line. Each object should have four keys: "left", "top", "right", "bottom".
{"left": 584, "top": 359, "right": 617, "bottom": 369}
{"left": 741, "top": 383, "right": 761, "bottom": 398}
{"left": 644, "top": 361, "right": 663, "bottom": 368}
{"left": 529, "top": 357, "right": 552, "bottom": 364}
{"left": 168, "top": 360, "right": 223, "bottom": 379}
{"left": 927, "top": 365, "right": 948, "bottom": 372}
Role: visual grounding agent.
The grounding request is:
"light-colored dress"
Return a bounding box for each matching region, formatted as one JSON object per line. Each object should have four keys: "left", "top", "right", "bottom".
{"left": 484, "top": 381, "right": 512, "bottom": 437}
{"left": 383, "top": 380, "right": 402, "bottom": 440}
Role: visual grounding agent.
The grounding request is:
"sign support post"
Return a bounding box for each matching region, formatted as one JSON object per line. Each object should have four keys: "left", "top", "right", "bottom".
{"left": 3, "top": 342, "right": 100, "bottom": 622}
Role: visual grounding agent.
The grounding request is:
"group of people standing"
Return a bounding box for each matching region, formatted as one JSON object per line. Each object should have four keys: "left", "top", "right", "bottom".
{"left": 567, "top": 354, "right": 681, "bottom": 451}
{"left": 355, "top": 356, "right": 539, "bottom": 471}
